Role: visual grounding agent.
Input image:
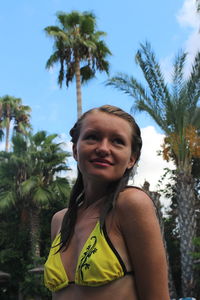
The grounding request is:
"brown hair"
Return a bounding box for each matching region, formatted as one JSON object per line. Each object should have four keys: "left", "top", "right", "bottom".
{"left": 60, "top": 105, "right": 142, "bottom": 250}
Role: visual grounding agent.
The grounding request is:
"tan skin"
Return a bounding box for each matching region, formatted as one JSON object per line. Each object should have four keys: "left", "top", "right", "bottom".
{"left": 50, "top": 111, "right": 170, "bottom": 300}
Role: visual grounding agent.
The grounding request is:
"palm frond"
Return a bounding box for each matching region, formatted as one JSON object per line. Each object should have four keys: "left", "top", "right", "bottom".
{"left": 65, "top": 61, "right": 76, "bottom": 86}
{"left": 32, "top": 187, "right": 52, "bottom": 205}
{"left": 46, "top": 51, "right": 61, "bottom": 69}
{"left": 80, "top": 65, "right": 95, "bottom": 83}
{"left": 43, "top": 133, "right": 58, "bottom": 145}
{"left": 12, "top": 134, "right": 27, "bottom": 154}
{"left": 0, "top": 191, "right": 16, "bottom": 210}
{"left": 57, "top": 11, "right": 81, "bottom": 29}
{"left": 191, "top": 107, "right": 200, "bottom": 128}
{"left": 172, "top": 50, "right": 187, "bottom": 100}
{"left": 21, "top": 177, "right": 38, "bottom": 195}
{"left": 135, "top": 42, "right": 170, "bottom": 107}
{"left": 186, "top": 51, "right": 200, "bottom": 108}
{"left": 51, "top": 177, "right": 70, "bottom": 197}
{"left": 45, "top": 26, "right": 68, "bottom": 41}
{"left": 106, "top": 73, "right": 141, "bottom": 98}
{"left": 33, "top": 130, "right": 48, "bottom": 143}
{"left": 80, "top": 14, "right": 95, "bottom": 35}
{"left": 107, "top": 72, "right": 170, "bottom": 132}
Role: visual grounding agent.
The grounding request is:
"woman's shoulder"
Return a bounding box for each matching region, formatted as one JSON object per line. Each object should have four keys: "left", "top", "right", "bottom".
{"left": 116, "top": 186, "right": 156, "bottom": 220}
{"left": 115, "top": 186, "right": 161, "bottom": 247}
{"left": 51, "top": 208, "right": 68, "bottom": 241}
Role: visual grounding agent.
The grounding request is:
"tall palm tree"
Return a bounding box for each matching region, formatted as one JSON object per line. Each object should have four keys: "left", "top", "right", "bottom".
{"left": 44, "top": 11, "right": 111, "bottom": 118}
{"left": 0, "top": 131, "right": 70, "bottom": 260}
{"left": 107, "top": 42, "right": 200, "bottom": 296}
{"left": 0, "top": 95, "right": 31, "bottom": 151}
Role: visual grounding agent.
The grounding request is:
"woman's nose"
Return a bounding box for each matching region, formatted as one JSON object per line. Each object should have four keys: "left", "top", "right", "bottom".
{"left": 95, "top": 139, "right": 110, "bottom": 156}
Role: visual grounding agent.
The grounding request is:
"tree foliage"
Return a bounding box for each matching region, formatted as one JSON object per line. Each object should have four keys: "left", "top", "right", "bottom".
{"left": 44, "top": 10, "right": 111, "bottom": 118}
{"left": 0, "top": 131, "right": 71, "bottom": 299}
{"left": 0, "top": 95, "right": 31, "bottom": 151}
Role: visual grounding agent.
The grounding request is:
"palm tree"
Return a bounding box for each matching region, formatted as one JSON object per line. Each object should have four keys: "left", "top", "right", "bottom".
{"left": 0, "top": 131, "right": 70, "bottom": 260}
{"left": 197, "top": 0, "right": 200, "bottom": 12}
{"left": 107, "top": 42, "right": 200, "bottom": 296}
{"left": 0, "top": 95, "right": 31, "bottom": 151}
{"left": 44, "top": 11, "right": 111, "bottom": 118}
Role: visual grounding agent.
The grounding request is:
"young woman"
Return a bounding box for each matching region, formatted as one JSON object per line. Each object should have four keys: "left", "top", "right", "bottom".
{"left": 44, "top": 105, "right": 170, "bottom": 300}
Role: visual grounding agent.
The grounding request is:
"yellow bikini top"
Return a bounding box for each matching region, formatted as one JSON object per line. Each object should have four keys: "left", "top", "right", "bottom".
{"left": 44, "top": 221, "right": 133, "bottom": 292}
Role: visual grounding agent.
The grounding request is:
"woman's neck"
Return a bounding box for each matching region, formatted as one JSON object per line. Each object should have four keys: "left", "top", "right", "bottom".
{"left": 82, "top": 182, "right": 110, "bottom": 207}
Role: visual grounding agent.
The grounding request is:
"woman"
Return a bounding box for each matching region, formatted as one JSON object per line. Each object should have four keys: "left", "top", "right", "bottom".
{"left": 44, "top": 105, "right": 170, "bottom": 300}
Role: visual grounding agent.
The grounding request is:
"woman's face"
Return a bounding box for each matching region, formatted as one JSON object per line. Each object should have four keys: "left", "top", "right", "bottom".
{"left": 73, "top": 111, "right": 135, "bottom": 184}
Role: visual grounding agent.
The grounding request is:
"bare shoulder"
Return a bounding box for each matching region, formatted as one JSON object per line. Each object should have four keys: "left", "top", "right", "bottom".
{"left": 115, "top": 187, "right": 159, "bottom": 237}
{"left": 51, "top": 208, "right": 68, "bottom": 241}
{"left": 116, "top": 187, "right": 155, "bottom": 218}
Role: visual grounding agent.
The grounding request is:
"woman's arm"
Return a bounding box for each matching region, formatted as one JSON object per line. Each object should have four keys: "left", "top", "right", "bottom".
{"left": 51, "top": 208, "right": 68, "bottom": 241}
{"left": 118, "top": 188, "right": 170, "bottom": 300}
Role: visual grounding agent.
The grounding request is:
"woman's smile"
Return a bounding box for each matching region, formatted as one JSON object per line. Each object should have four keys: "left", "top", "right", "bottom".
{"left": 90, "top": 158, "right": 114, "bottom": 167}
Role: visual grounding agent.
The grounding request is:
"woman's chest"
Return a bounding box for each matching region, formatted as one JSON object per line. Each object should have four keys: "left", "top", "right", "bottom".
{"left": 60, "top": 212, "right": 100, "bottom": 279}
{"left": 60, "top": 211, "right": 132, "bottom": 284}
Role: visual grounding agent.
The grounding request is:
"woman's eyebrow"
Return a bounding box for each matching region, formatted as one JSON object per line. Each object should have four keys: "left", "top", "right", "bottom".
{"left": 84, "top": 128, "right": 98, "bottom": 134}
{"left": 112, "top": 132, "right": 127, "bottom": 139}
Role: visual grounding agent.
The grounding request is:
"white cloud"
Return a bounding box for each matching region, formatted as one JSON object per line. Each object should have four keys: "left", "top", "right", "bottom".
{"left": 132, "top": 126, "right": 175, "bottom": 192}
{"left": 0, "top": 141, "right": 5, "bottom": 151}
{"left": 177, "top": 0, "right": 199, "bottom": 28}
{"left": 184, "top": 29, "right": 200, "bottom": 64}
{"left": 176, "top": 0, "right": 200, "bottom": 69}
{"left": 161, "top": 0, "right": 200, "bottom": 82}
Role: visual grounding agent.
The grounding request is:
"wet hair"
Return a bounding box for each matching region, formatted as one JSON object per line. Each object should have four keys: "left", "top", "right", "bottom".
{"left": 60, "top": 105, "right": 142, "bottom": 250}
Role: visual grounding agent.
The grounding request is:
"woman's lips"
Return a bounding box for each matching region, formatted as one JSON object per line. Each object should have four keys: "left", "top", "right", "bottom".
{"left": 90, "top": 158, "right": 113, "bottom": 166}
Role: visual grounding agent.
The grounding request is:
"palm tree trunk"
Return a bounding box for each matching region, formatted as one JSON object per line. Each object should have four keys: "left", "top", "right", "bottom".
{"left": 143, "top": 181, "right": 177, "bottom": 298}
{"left": 176, "top": 171, "right": 196, "bottom": 297}
{"left": 75, "top": 58, "right": 82, "bottom": 119}
{"left": 18, "top": 285, "right": 23, "bottom": 300}
{"left": 153, "top": 193, "right": 178, "bottom": 298}
{"left": 5, "top": 116, "right": 10, "bottom": 152}
{"left": 29, "top": 207, "right": 40, "bottom": 262}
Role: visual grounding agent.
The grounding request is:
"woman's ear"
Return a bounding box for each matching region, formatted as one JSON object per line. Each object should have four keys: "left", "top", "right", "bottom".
{"left": 127, "top": 155, "right": 136, "bottom": 170}
{"left": 73, "top": 144, "right": 77, "bottom": 161}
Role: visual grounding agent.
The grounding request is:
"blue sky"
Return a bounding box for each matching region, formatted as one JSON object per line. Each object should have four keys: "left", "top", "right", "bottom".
{"left": 1, "top": 0, "right": 199, "bottom": 191}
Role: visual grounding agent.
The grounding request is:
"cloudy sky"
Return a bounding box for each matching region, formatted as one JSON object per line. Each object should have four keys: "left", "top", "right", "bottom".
{"left": 0, "top": 0, "right": 199, "bottom": 197}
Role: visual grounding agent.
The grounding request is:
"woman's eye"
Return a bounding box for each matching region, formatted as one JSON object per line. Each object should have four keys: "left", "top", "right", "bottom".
{"left": 113, "top": 138, "right": 124, "bottom": 145}
{"left": 85, "top": 134, "right": 97, "bottom": 141}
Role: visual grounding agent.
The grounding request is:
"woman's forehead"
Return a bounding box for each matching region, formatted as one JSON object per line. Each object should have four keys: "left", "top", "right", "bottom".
{"left": 80, "top": 111, "right": 133, "bottom": 135}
